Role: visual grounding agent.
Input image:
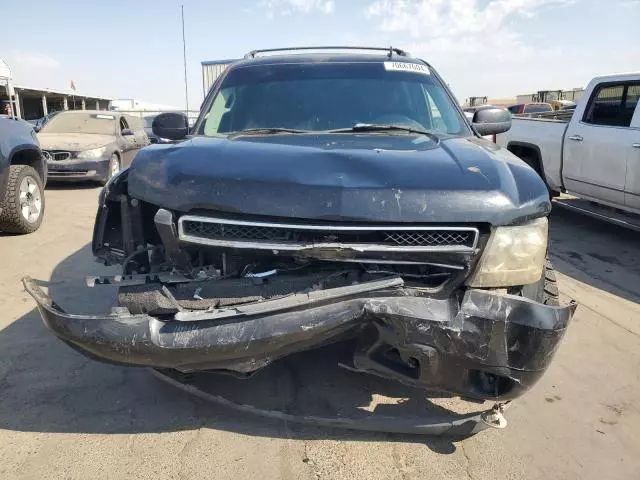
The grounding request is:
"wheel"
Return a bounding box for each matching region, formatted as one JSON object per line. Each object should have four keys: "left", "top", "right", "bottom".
{"left": 100, "top": 153, "right": 120, "bottom": 186}
{"left": 0, "top": 164, "right": 45, "bottom": 234}
{"left": 519, "top": 258, "right": 559, "bottom": 306}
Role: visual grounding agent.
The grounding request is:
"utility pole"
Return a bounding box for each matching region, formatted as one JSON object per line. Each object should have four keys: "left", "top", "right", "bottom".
{"left": 181, "top": 5, "right": 189, "bottom": 117}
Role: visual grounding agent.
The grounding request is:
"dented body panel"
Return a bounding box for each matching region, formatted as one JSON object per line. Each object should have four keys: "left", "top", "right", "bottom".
{"left": 128, "top": 135, "right": 550, "bottom": 225}
{"left": 24, "top": 276, "right": 575, "bottom": 401}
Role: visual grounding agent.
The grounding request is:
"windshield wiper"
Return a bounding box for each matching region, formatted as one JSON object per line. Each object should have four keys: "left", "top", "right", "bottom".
{"left": 228, "top": 127, "right": 311, "bottom": 139}
{"left": 326, "top": 123, "right": 440, "bottom": 142}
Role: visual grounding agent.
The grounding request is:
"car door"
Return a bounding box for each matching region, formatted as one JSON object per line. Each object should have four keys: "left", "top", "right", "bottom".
{"left": 621, "top": 85, "right": 640, "bottom": 210}
{"left": 128, "top": 115, "right": 149, "bottom": 154}
{"left": 118, "top": 115, "right": 137, "bottom": 166}
{"left": 563, "top": 82, "right": 640, "bottom": 207}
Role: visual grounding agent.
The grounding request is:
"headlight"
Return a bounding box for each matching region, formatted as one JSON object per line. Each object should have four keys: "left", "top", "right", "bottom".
{"left": 466, "top": 217, "right": 548, "bottom": 287}
{"left": 76, "top": 146, "right": 107, "bottom": 159}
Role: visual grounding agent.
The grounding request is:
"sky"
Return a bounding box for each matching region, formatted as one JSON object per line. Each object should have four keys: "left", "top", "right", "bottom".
{"left": 3, "top": 0, "right": 639, "bottom": 108}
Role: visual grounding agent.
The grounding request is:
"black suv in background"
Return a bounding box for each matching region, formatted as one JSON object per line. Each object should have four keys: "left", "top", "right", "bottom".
{"left": 0, "top": 116, "right": 46, "bottom": 234}
{"left": 25, "top": 47, "right": 576, "bottom": 414}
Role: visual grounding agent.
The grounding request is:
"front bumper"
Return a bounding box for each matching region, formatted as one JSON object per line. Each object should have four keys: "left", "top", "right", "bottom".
{"left": 23, "top": 276, "right": 575, "bottom": 401}
{"left": 46, "top": 157, "right": 110, "bottom": 182}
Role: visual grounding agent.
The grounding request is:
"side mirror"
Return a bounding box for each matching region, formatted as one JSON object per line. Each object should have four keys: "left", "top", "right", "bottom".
{"left": 152, "top": 112, "right": 188, "bottom": 141}
{"left": 34, "top": 125, "right": 41, "bottom": 133}
{"left": 472, "top": 108, "right": 512, "bottom": 136}
{"left": 121, "top": 128, "right": 134, "bottom": 136}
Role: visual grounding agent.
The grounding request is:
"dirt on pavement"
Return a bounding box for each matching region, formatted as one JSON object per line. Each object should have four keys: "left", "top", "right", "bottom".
{"left": 1, "top": 185, "right": 639, "bottom": 480}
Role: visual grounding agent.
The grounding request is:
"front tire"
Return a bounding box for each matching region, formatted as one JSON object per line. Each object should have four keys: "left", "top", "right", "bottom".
{"left": 0, "top": 164, "right": 45, "bottom": 234}
{"left": 100, "top": 153, "right": 120, "bottom": 186}
{"left": 520, "top": 258, "right": 559, "bottom": 306}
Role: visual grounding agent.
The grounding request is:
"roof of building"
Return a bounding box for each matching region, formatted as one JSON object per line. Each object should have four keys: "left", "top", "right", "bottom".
{"left": 13, "top": 84, "right": 113, "bottom": 100}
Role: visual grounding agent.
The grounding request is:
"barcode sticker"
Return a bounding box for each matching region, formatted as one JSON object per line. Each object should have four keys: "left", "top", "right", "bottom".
{"left": 383, "top": 62, "right": 430, "bottom": 75}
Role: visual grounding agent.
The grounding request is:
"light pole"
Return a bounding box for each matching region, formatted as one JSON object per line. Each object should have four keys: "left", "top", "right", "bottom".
{"left": 181, "top": 5, "right": 189, "bottom": 117}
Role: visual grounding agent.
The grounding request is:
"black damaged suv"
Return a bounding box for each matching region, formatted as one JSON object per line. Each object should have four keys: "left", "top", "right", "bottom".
{"left": 25, "top": 48, "right": 575, "bottom": 408}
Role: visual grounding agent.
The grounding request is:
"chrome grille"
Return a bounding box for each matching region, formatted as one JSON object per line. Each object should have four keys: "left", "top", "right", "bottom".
{"left": 44, "top": 150, "right": 72, "bottom": 161}
{"left": 178, "top": 216, "right": 479, "bottom": 252}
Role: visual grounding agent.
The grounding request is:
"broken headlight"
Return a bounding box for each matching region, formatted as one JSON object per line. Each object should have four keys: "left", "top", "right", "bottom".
{"left": 466, "top": 217, "right": 548, "bottom": 288}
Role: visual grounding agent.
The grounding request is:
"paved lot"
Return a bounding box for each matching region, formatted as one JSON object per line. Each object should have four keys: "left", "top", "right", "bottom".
{"left": 1, "top": 186, "right": 639, "bottom": 480}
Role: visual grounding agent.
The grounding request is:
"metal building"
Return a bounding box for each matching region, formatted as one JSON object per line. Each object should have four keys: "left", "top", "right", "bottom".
{"left": 201, "top": 59, "right": 238, "bottom": 95}
{"left": 0, "top": 83, "right": 112, "bottom": 120}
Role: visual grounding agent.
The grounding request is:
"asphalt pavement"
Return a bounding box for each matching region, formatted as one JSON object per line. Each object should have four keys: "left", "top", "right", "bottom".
{"left": 1, "top": 185, "right": 639, "bottom": 480}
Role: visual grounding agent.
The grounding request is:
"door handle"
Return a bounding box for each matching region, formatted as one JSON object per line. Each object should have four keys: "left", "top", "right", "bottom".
{"left": 633, "top": 143, "right": 640, "bottom": 149}
{"left": 568, "top": 135, "right": 583, "bottom": 141}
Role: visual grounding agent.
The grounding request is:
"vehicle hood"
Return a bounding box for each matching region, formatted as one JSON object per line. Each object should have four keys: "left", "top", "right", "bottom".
{"left": 127, "top": 134, "right": 550, "bottom": 225}
{"left": 37, "top": 133, "right": 114, "bottom": 151}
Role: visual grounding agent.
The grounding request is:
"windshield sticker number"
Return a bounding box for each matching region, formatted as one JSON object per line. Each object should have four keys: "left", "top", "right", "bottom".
{"left": 384, "top": 62, "right": 430, "bottom": 75}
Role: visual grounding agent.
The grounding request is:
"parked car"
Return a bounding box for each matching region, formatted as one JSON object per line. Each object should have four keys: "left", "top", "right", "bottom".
{"left": 37, "top": 110, "right": 149, "bottom": 185}
{"left": 0, "top": 116, "right": 47, "bottom": 233}
{"left": 3, "top": 112, "right": 38, "bottom": 131}
{"left": 25, "top": 47, "right": 576, "bottom": 415}
{"left": 496, "top": 73, "right": 640, "bottom": 211}
{"left": 29, "top": 110, "right": 62, "bottom": 131}
{"left": 507, "top": 103, "right": 554, "bottom": 115}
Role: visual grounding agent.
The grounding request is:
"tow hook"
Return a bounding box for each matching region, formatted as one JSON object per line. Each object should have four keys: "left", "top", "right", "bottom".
{"left": 481, "top": 401, "right": 512, "bottom": 429}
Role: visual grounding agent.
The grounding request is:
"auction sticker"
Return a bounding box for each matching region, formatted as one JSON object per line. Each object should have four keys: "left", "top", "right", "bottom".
{"left": 383, "top": 62, "right": 430, "bottom": 75}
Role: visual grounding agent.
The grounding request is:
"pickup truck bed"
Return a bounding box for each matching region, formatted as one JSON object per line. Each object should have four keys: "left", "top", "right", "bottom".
{"left": 496, "top": 115, "right": 569, "bottom": 193}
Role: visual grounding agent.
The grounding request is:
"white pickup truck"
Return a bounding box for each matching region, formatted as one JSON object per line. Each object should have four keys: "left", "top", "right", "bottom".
{"left": 496, "top": 73, "right": 640, "bottom": 216}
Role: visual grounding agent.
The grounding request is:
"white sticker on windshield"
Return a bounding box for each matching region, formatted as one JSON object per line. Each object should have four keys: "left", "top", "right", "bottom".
{"left": 95, "top": 114, "right": 115, "bottom": 120}
{"left": 383, "top": 62, "right": 430, "bottom": 75}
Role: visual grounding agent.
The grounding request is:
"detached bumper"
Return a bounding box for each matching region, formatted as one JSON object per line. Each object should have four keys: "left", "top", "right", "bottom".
{"left": 46, "top": 158, "right": 109, "bottom": 182}
{"left": 23, "top": 276, "right": 576, "bottom": 401}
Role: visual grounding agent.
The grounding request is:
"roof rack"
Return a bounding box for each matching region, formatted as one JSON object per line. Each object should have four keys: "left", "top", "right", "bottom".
{"left": 244, "top": 46, "right": 410, "bottom": 59}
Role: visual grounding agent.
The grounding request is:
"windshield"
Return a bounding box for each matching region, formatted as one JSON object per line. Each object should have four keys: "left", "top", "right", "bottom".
{"left": 41, "top": 112, "right": 116, "bottom": 135}
{"left": 199, "top": 61, "right": 469, "bottom": 136}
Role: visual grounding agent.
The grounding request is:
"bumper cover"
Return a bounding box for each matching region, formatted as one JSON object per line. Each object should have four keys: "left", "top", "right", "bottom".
{"left": 46, "top": 158, "right": 109, "bottom": 181}
{"left": 23, "top": 276, "right": 576, "bottom": 401}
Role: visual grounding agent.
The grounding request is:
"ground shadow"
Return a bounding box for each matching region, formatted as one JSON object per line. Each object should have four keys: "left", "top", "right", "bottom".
{"left": 0, "top": 243, "right": 483, "bottom": 451}
{"left": 548, "top": 205, "right": 640, "bottom": 304}
{"left": 45, "top": 181, "right": 101, "bottom": 191}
